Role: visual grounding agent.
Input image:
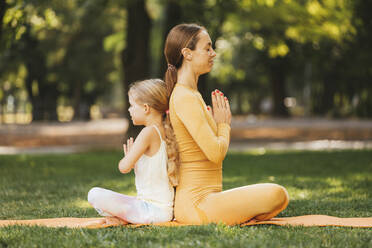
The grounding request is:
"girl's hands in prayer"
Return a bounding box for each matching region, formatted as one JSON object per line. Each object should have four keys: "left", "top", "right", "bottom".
{"left": 210, "top": 89, "right": 232, "bottom": 125}
{"left": 123, "top": 137, "right": 134, "bottom": 156}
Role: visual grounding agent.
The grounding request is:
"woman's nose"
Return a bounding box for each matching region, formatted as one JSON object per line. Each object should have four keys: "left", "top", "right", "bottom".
{"left": 211, "top": 48, "right": 216, "bottom": 57}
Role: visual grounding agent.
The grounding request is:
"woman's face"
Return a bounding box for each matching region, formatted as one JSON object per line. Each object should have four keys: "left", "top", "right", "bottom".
{"left": 189, "top": 30, "right": 216, "bottom": 75}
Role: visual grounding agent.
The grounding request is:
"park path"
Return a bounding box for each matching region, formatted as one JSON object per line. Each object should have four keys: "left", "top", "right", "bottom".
{"left": 1, "top": 117, "right": 372, "bottom": 154}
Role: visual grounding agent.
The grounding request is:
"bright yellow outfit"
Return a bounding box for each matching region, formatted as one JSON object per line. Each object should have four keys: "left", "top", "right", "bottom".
{"left": 169, "top": 84, "right": 289, "bottom": 225}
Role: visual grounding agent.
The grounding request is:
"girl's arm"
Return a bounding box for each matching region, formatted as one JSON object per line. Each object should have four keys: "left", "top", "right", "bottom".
{"left": 118, "top": 126, "right": 153, "bottom": 173}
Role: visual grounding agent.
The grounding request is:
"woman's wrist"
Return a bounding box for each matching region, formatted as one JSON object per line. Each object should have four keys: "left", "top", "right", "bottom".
{"left": 217, "top": 122, "right": 231, "bottom": 129}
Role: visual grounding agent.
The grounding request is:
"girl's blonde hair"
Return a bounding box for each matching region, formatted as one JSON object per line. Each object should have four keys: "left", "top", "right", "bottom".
{"left": 128, "top": 79, "right": 179, "bottom": 187}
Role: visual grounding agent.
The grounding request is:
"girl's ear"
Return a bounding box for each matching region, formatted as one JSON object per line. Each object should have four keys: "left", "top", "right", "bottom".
{"left": 181, "top": 48, "right": 192, "bottom": 61}
{"left": 143, "top": 103, "right": 150, "bottom": 114}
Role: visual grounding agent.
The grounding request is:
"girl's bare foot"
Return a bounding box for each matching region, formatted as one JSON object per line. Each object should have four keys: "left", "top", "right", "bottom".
{"left": 82, "top": 218, "right": 107, "bottom": 228}
{"left": 104, "top": 216, "right": 128, "bottom": 226}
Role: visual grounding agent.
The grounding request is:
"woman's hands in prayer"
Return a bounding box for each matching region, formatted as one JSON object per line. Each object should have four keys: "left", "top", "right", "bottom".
{"left": 208, "top": 89, "right": 231, "bottom": 125}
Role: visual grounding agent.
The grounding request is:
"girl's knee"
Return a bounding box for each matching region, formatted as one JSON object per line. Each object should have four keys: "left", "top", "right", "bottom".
{"left": 87, "top": 187, "right": 103, "bottom": 204}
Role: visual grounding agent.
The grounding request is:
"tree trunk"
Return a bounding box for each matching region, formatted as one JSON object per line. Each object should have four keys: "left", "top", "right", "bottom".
{"left": 270, "top": 78, "right": 289, "bottom": 117}
{"left": 159, "top": 0, "right": 182, "bottom": 78}
{"left": 0, "top": 0, "right": 7, "bottom": 41}
{"left": 25, "top": 77, "right": 42, "bottom": 121}
{"left": 269, "top": 59, "right": 289, "bottom": 117}
{"left": 319, "top": 75, "right": 335, "bottom": 115}
{"left": 73, "top": 81, "right": 82, "bottom": 120}
{"left": 122, "top": 0, "right": 151, "bottom": 138}
{"left": 236, "top": 91, "right": 243, "bottom": 115}
{"left": 23, "top": 25, "right": 58, "bottom": 121}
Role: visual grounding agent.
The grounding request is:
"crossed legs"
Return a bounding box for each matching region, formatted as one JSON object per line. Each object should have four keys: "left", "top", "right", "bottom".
{"left": 88, "top": 187, "right": 150, "bottom": 224}
{"left": 198, "top": 183, "right": 289, "bottom": 225}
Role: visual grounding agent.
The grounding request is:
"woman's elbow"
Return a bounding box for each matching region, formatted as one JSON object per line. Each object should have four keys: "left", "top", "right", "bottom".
{"left": 206, "top": 152, "right": 225, "bottom": 165}
{"left": 207, "top": 145, "right": 228, "bottom": 164}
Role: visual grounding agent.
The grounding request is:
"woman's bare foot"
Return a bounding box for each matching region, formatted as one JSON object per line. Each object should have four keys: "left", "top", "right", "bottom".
{"left": 242, "top": 218, "right": 258, "bottom": 226}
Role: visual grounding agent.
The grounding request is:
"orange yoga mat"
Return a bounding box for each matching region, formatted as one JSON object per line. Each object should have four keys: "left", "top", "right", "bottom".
{"left": 1, "top": 215, "right": 371, "bottom": 228}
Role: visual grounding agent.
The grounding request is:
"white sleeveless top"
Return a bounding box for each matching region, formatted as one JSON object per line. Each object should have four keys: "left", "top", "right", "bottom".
{"left": 134, "top": 126, "right": 174, "bottom": 210}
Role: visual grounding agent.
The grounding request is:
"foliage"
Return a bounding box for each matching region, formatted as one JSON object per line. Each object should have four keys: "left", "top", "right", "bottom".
{"left": 210, "top": 0, "right": 360, "bottom": 116}
{"left": 1, "top": 0, "right": 372, "bottom": 120}
{"left": 0, "top": 0, "right": 124, "bottom": 121}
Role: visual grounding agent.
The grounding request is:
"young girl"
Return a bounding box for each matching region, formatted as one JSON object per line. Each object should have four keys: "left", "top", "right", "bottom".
{"left": 87, "top": 79, "right": 179, "bottom": 225}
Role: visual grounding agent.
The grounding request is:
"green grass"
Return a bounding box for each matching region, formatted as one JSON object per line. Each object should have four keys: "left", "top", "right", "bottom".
{"left": 0, "top": 149, "right": 371, "bottom": 247}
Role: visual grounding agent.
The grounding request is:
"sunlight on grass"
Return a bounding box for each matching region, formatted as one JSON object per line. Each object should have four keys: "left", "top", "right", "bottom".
{"left": 325, "top": 177, "right": 348, "bottom": 194}
{"left": 349, "top": 173, "right": 372, "bottom": 181}
{"left": 243, "top": 148, "right": 266, "bottom": 156}
{"left": 325, "top": 177, "right": 342, "bottom": 187}
{"left": 284, "top": 173, "right": 370, "bottom": 203}
{"left": 286, "top": 186, "right": 311, "bottom": 200}
{"left": 73, "top": 199, "right": 91, "bottom": 209}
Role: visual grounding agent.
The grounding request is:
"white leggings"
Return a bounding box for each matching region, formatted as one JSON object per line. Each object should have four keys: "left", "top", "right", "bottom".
{"left": 87, "top": 187, "right": 173, "bottom": 224}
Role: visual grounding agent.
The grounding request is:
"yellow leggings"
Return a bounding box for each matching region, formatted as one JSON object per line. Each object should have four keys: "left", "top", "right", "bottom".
{"left": 174, "top": 162, "right": 289, "bottom": 225}
{"left": 198, "top": 183, "right": 289, "bottom": 225}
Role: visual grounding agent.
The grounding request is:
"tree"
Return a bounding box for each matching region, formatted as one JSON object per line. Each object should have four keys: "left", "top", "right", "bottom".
{"left": 122, "top": 0, "right": 151, "bottom": 137}
{"left": 158, "top": 0, "right": 182, "bottom": 78}
{"left": 1, "top": 1, "right": 59, "bottom": 121}
{"left": 0, "top": 0, "right": 6, "bottom": 41}
{"left": 211, "top": 0, "right": 355, "bottom": 117}
{"left": 347, "top": 0, "right": 372, "bottom": 117}
{"left": 57, "top": 0, "right": 115, "bottom": 120}
{"left": 1, "top": 0, "right": 118, "bottom": 121}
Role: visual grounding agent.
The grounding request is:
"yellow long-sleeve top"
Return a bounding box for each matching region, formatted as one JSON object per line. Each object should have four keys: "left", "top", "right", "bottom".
{"left": 169, "top": 83, "right": 231, "bottom": 223}
{"left": 170, "top": 84, "right": 231, "bottom": 164}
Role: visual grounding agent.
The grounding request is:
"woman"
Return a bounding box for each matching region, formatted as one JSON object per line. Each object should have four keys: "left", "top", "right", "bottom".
{"left": 164, "top": 23, "right": 289, "bottom": 225}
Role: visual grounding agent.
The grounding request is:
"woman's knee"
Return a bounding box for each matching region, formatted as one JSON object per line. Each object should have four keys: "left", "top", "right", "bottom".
{"left": 269, "top": 184, "right": 289, "bottom": 209}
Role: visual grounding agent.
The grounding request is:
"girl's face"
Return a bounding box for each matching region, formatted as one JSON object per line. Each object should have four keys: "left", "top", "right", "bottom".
{"left": 189, "top": 30, "right": 217, "bottom": 75}
{"left": 128, "top": 94, "right": 146, "bottom": 125}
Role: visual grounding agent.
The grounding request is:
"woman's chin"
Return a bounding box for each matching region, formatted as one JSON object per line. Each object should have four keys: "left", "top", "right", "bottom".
{"left": 200, "top": 66, "right": 213, "bottom": 75}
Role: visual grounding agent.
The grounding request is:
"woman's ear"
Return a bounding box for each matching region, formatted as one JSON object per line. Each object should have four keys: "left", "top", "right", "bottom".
{"left": 181, "top": 48, "right": 192, "bottom": 61}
